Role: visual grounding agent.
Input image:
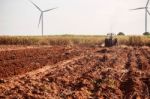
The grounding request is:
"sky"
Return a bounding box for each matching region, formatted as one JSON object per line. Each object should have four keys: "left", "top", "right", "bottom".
{"left": 0, "top": 0, "right": 149, "bottom": 35}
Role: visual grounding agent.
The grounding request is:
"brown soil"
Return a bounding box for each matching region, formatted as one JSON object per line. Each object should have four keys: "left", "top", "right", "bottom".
{"left": 0, "top": 46, "right": 150, "bottom": 99}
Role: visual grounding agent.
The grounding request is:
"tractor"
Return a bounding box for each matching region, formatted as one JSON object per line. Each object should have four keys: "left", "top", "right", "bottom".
{"left": 105, "top": 33, "right": 118, "bottom": 47}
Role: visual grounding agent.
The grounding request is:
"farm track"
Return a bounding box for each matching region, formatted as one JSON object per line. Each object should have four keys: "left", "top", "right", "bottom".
{"left": 0, "top": 46, "right": 150, "bottom": 99}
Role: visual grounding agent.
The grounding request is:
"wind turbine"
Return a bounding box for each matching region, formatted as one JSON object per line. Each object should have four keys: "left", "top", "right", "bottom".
{"left": 130, "top": 0, "right": 150, "bottom": 32}
{"left": 29, "top": 0, "right": 57, "bottom": 36}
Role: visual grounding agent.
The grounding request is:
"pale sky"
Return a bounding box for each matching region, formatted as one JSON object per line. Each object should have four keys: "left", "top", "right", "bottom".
{"left": 0, "top": 0, "right": 149, "bottom": 35}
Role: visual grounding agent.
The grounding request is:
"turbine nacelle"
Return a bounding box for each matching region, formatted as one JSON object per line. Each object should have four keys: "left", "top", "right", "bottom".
{"left": 38, "top": 7, "right": 58, "bottom": 27}
{"left": 130, "top": 7, "right": 150, "bottom": 15}
{"left": 130, "top": 0, "right": 150, "bottom": 14}
{"left": 130, "top": 0, "right": 150, "bottom": 32}
{"left": 29, "top": 0, "right": 58, "bottom": 36}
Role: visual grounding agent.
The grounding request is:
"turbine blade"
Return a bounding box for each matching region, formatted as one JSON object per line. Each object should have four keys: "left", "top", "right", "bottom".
{"left": 43, "top": 7, "right": 58, "bottom": 12}
{"left": 130, "top": 7, "right": 145, "bottom": 10}
{"left": 38, "top": 13, "right": 43, "bottom": 27}
{"left": 147, "top": 9, "right": 150, "bottom": 15}
{"left": 29, "top": 0, "right": 41, "bottom": 11}
{"left": 146, "top": 0, "right": 150, "bottom": 7}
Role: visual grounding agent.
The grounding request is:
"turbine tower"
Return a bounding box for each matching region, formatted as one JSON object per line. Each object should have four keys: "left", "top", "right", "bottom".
{"left": 131, "top": 0, "right": 150, "bottom": 32}
{"left": 29, "top": 0, "right": 57, "bottom": 36}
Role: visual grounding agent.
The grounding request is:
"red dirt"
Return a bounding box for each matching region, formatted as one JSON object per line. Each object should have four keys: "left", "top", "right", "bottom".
{"left": 0, "top": 45, "right": 85, "bottom": 78}
{"left": 0, "top": 46, "right": 150, "bottom": 99}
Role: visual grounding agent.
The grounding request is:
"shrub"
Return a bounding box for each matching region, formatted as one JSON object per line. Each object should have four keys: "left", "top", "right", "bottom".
{"left": 143, "top": 32, "right": 150, "bottom": 36}
{"left": 117, "top": 32, "right": 125, "bottom": 36}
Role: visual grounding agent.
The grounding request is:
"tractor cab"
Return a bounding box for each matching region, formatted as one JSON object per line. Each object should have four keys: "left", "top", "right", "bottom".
{"left": 105, "top": 33, "right": 118, "bottom": 47}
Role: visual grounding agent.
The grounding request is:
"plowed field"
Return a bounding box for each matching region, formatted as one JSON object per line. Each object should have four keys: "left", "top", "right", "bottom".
{"left": 0, "top": 46, "right": 150, "bottom": 99}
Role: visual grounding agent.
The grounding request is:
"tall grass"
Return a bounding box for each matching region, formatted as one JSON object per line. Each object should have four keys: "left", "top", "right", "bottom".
{"left": 0, "top": 36, "right": 105, "bottom": 46}
{"left": 117, "top": 36, "right": 150, "bottom": 46}
{"left": 0, "top": 35, "right": 149, "bottom": 46}
{"left": 0, "top": 36, "right": 38, "bottom": 45}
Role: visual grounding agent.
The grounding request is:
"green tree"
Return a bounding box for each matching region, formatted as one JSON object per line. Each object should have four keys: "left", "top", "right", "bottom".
{"left": 117, "top": 32, "right": 125, "bottom": 36}
{"left": 143, "top": 32, "right": 150, "bottom": 36}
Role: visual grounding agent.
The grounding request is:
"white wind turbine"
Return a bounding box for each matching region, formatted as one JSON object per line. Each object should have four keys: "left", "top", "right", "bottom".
{"left": 131, "top": 0, "right": 150, "bottom": 32}
{"left": 29, "top": 0, "right": 57, "bottom": 36}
